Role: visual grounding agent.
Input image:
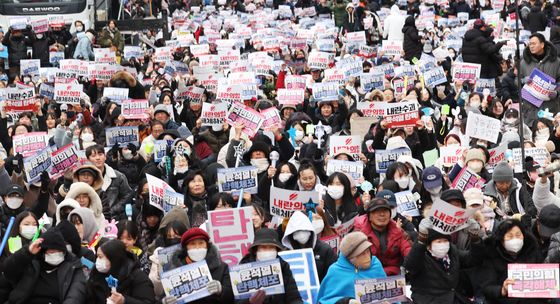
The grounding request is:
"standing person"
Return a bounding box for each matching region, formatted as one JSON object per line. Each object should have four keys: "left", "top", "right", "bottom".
{"left": 461, "top": 19, "right": 506, "bottom": 79}
{"left": 73, "top": 29, "right": 95, "bottom": 61}
{"left": 2, "top": 26, "right": 32, "bottom": 80}
{"left": 98, "top": 20, "right": 124, "bottom": 55}
{"left": 526, "top": 6, "right": 547, "bottom": 33}
{"left": 383, "top": 5, "right": 406, "bottom": 41}
{"left": 402, "top": 15, "right": 423, "bottom": 62}
{"left": 343, "top": 4, "right": 362, "bottom": 33}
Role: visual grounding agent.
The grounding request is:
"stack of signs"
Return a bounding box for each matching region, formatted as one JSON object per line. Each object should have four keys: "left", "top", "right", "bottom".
{"left": 439, "top": 145, "right": 466, "bottom": 167}
{"left": 465, "top": 112, "right": 501, "bottom": 143}
{"left": 208, "top": 207, "right": 254, "bottom": 266}
{"left": 54, "top": 83, "right": 83, "bottom": 104}
{"left": 507, "top": 264, "right": 560, "bottom": 298}
{"left": 429, "top": 199, "right": 476, "bottom": 234}
{"left": 326, "top": 159, "right": 364, "bottom": 183}
{"left": 395, "top": 191, "right": 420, "bottom": 217}
{"left": 23, "top": 146, "right": 53, "bottom": 184}
{"left": 452, "top": 167, "right": 486, "bottom": 191}
{"left": 329, "top": 135, "right": 362, "bottom": 160}
{"left": 229, "top": 259, "right": 285, "bottom": 300}
{"left": 452, "top": 62, "right": 481, "bottom": 82}
{"left": 269, "top": 187, "right": 320, "bottom": 218}
{"left": 49, "top": 144, "right": 80, "bottom": 180}
{"left": 146, "top": 174, "right": 185, "bottom": 212}
{"left": 278, "top": 249, "right": 320, "bottom": 304}
{"left": 201, "top": 102, "right": 228, "bottom": 127}
{"left": 512, "top": 147, "right": 548, "bottom": 173}
{"left": 121, "top": 99, "right": 149, "bottom": 120}
{"left": 383, "top": 101, "right": 420, "bottom": 128}
{"left": 161, "top": 260, "right": 212, "bottom": 303}
{"left": 217, "top": 166, "right": 258, "bottom": 194}
{"left": 521, "top": 68, "right": 557, "bottom": 107}
{"left": 105, "top": 126, "right": 140, "bottom": 147}
{"left": 355, "top": 275, "right": 407, "bottom": 304}
{"left": 226, "top": 102, "right": 264, "bottom": 137}
{"left": 13, "top": 132, "right": 49, "bottom": 157}
{"left": 375, "top": 148, "right": 412, "bottom": 173}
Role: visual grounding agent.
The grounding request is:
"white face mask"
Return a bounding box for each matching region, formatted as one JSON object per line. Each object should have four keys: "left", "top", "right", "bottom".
{"left": 396, "top": 177, "right": 409, "bottom": 189}
{"left": 293, "top": 231, "right": 311, "bottom": 245}
{"left": 312, "top": 219, "right": 324, "bottom": 234}
{"left": 327, "top": 185, "right": 344, "bottom": 200}
{"left": 6, "top": 197, "right": 23, "bottom": 209}
{"left": 537, "top": 128, "right": 550, "bottom": 137}
{"left": 81, "top": 133, "right": 94, "bottom": 142}
{"left": 251, "top": 158, "right": 270, "bottom": 173}
{"left": 505, "top": 118, "right": 517, "bottom": 124}
{"left": 211, "top": 124, "right": 223, "bottom": 132}
{"left": 295, "top": 130, "right": 304, "bottom": 141}
{"left": 20, "top": 225, "right": 37, "bottom": 240}
{"left": 95, "top": 257, "right": 111, "bottom": 273}
{"left": 122, "top": 150, "right": 134, "bottom": 160}
{"left": 430, "top": 241, "right": 450, "bottom": 259}
{"left": 427, "top": 186, "right": 442, "bottom": 195}
{"left": 66, "top": 244, "right": 73, "bottom": 252}
{"left": 45, "top": 252, "right": 65, "bottom": 266}
{"left": 278, "top": 173, "right": 292, "bottom": 183}
{"left": 504, "top": 238, "right": 524, "bottom": 253}
{"left": 76, "top": 26, "right": 84, "bottom": 32}
{"left": 187, "top": 248, "right": 208, "bottom": 262}
{"left": 36, "top": 34, "right": 44, "bottom": 39}
{"left": 470, "top": 101, "right": 481, "bottom": 108}
{"left": 175, "top": 166, "right": 189, "bottom": 174}
{"left": 256, "top": 250, "right": 277, "bottom": 261}
{"left": 468, "top": 162, "right": 483, "bottom": 173}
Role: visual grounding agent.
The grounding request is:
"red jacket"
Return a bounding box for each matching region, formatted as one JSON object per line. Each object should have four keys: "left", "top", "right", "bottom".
{"left": 353, "top": 214, "right": 412, "bottom": 276}
{"left": 276, "top": 70, "right": 287, "bottom": 90}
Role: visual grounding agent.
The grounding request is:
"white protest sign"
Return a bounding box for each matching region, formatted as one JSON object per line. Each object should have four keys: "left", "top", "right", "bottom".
{"left": 229, "top": 259, "right": 285, "bottom": 300}
{"left": 121, "top": 99, "right": 149, "bottom": 120}
{"left": 269, "top": 187, "right": 320, "bottom": 218}
{"left": 161, "top": 261, "right": 212, "bottom": 302}
{"left": 395, "top": 191, "right": 420, "bottom": 217}
{"left": 329, "top": 135, "right": 362, "bottom": 160}
{"left": 54, "top": 83, "right": 83, "bottom": 104}
{"left": 429, "top": 199, "right": 476, "bottom": 234}
{"left": 381, "top": 40, "right": 403, "bottom": 56}
{"left": 277, "top": 89, "right": 304, "bottom": 105}
{"left": 452, "top": 62, "right": 481, "bottom": 82}
{"left": 326, "top": 159, "right": 364, "bottom": 183}
{"left": 201, "top": 102, "right": 228, "bottom": 127}
{"left": 440, "top": 145, "right": 467, "bottom": 167}
{"left": 465, "top": 112, "right": 501, "bottom": 143}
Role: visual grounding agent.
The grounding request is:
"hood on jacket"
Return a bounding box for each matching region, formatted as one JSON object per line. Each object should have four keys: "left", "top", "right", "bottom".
{"left": 402, "top": 15, "right": 416, "bottom": 33}
{"left": 523, "top": 41, "right": 558, "bottom": 63}
{"left": 551, "top": 26, "right": 560, "bottom": 44}
{"left": 56, "top": 198, "right": 80, "bottom": 224}
{"left": 159, "top": 207, "right": 190, "bottom": 233}
{"left": 390, "top": 4, "right": 399, "bottom": 15}
{"left": 282, "top": 211, "right": 317, "bottom": 249}
{"left": 73, "top": 163, "right": 104, "bottom": 191}
{"left": 68, "top": 207, "right": 98, "bottom": 243}
{"left": 463, "top": 28, "right": 483, "bottom": 42}
{"left": 386, "top": 136, "right": 410, "bottom": 151}
{"left": 66, "top": 182, "right": 104, "bottom": 226}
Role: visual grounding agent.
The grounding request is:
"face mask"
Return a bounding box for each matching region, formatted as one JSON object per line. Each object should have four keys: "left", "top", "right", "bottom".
{"left": 295, "top": 130, "right": 304, "bottom": 141}
{"left": 396, "top": 177, "right": 410, "bottom": 189}
{"left": 187, "top": 248, "right": 208, "bottom": 262}
{"left": 45, "top": 252, "right": 65, "bottom": 266}
{"left": 76, "top": 26, "right": 84, "bottom": 32}
{"left": 504, "top": 238, "right": 524, "bottom": 253}
{"left": 122, "top": 150, "right": 134, "bottom": 160}
{"left": 6, "top": 197, "right": 23, "bottom": 209}
{"left": 81, "top": 133, "right": 94, "bottom": 142}
{"left": 95, "top": 257, "right": 111, "bottom": 273}
{"left": 468, "top": 162, "right": 483, "bottom": 173}
{"left": 175, "top": 166, "right": 189, "bottom": 174}
{"left": 211, "top": 124, "right": 222, "bottom": 132}
{"left": 20, "top": 225, "right": 37, "bottom": 240}
{"left": 505, "top": 118, "right": 516, "bottom": 124}
{"left": 36, "top": 34, "right": 43, "bottom": 39}
{"left": 256, "top": 250, "right": 277, "bottom": 261}
{"left": 430, "top": 241, "right": 450, "bottom": 259}
{"left": 293, "top": 231, "right": 311, "bottom": 245}
{"left": 427, "top": 186, "right": 442, "bottom": 195}
{"left": 327, "top": 185, "right": 344, "bottom": 200}
{"left": 250, "top": 158, "right": 270, "bottom": 173}
{"left": 470, "top": 101, "right": 481, "bottom": 108}
{"left": 278, "top": 173, "right": 292, "bottom": 183}
{"left": 312, "top": 219, "right": 324, "bottom": 234}
{"left": 165, "top": 238, "right": 180, "bottom": 247}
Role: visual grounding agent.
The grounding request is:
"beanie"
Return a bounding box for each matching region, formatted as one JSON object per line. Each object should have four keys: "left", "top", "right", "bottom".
{"left": 40, "top": 229, "right": 67, "bottom": 253}
{"left": 465, "top": 149, "right": 485, "bottom": 164}
{"left": 492, "top": 161, "right": 513, "bottom": 182}
{"left": 180, "top": 228, "right": 210, "bottom": 247}
{"left": 427, "top": 229, "right": 451, "bottom": 245}
{"left": 339, "top": 232, "right": 372, "bottom": 259}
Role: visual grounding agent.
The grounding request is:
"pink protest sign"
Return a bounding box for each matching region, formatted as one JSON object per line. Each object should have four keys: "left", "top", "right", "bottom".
{"left": 208, "top": 207, "right": 255, "bottom": 266}
{"left": 508, "top": 264, "right": 560, "bottom": 298}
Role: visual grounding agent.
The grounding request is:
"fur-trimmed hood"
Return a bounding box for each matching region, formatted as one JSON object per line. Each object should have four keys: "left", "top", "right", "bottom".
{"left": 72, "top": 163, "right": 104, "bottom": 191}
{"left": 66, "top": 182, "right": 105, "bottom": 228}
{"left": 110, "top": 70, "right": 137, "bottom": 88}
{"left": 56, "top": 198, "right": 80, "bottom": 224}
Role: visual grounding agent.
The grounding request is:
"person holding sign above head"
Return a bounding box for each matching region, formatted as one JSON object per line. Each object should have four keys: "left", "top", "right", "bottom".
{"left": 318, "top": 231, "right": 386, "bottom": 304}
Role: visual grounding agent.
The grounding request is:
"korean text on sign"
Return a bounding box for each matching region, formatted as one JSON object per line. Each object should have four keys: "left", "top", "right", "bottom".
{"left": 208, "top": 207, "right": 254, "bottom": 266}
{"left": 161, "top": 260, "right": 212, "bottom": 303}
{"left": 229, "top": 259, "right": 285, "bottom": 300}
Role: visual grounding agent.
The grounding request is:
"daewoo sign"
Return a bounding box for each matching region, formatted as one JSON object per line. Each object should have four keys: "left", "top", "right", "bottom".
{"left": 22, "top": 7, "right": 61, "bottom": 12}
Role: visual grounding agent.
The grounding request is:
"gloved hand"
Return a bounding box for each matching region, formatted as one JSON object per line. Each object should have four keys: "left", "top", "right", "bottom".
{"left": 419, "top": 217, "right": 433, "bottom": 235}
{"left": 12, "top": 153, "right": 23, "bottom": 174}
{"left": 40, "top": 171, "right": 50, "bottom": 191}
{"left": 207, "top": 280, "right": 222, "bottom": 295}
{"left": 161, "top": 296, "right": 178, "bottom": 304}
{"left": 63, "top": 177, "right": 73, "bottom": 192}
{"left": 110, "top": 143, "right": 119, "bottom": 158}
{"left": 127, "top": 143, "right": 138, "bottom": 155}
{"left": 466, "top": 218, "right": 483, "bottom": 238}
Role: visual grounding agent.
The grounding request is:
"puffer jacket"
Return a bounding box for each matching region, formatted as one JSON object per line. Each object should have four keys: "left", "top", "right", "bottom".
{"left": 461, "top": 27, "right": 503, "bottom": 79}
{"left": 2, "top": 30, "right": 31, "bottom": 68}
{"left": 100, "top": 164, "right": 133, "bottom": 220}
{"left": 73, "top": 34, "right": 94, "bottom": 61}
{"left": 402, "top": 16, "right": 422, "bottom": 62}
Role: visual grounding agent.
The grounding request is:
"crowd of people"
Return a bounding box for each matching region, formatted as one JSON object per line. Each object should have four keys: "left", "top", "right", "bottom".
{"left": 0, "top": 0, "right": 558, "bottom": 303}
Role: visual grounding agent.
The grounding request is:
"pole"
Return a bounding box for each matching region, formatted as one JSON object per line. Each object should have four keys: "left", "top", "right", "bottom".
{"left": 515, "top": 0, "right": 526, "bottom": 178}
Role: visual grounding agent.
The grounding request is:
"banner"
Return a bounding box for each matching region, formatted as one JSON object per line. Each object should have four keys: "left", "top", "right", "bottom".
{"left": 440, "top": 145, "right": 466, "bottom": 167}
{"left": 4, "top": 98, "right": 37, "bottom": 114}
{"left": 23, "top": 146, "right": 53, "bottom": 184}
{"left": 269, "top": 187, "right": 320, "bottom": 218}
{"left": 384, "top": 101, "right": 420, "bottom": 128}
{"left": 452, "top": 167, "right": 486, "bottom": 191}
{"left": 395, "top": 190, "right": 420, "bottom": 217}
{"left": 374, "top": 148, "right": 412, "bottom": 173}
{"left": 465, "top": 112, "right": 501, "bottom": 143}
{"left": 355, "top": 275, "right": 407, "bottom": 304}
{"left": 329, "top": 135, "right": 362, "bottom": 160}
{"left": 452, "top": 62, "right": 481, "bottom": 82}
{"left": 146, "top": 174, "right": 185, "bottom": 212}
{"left": 229, "top": 259, "right": 285, "bottom": 300}
{"left": 122, "top": 99, "right": 149, "bottom": 120}
{"left": 312, "top": 82, "right": 339, "bottom": 102}
{"left": 326, "top": 159, "right": 364, "bottom": 183}
{"left": 217, "top": 166, "right": 258, "bottom": 194}
{"left": 278, "top": 249, "right": 320, "bottom": 304}
{"left": 260, "top": 107, "right": 281, "bottom": 130}
{"left": 226, "top": 102, "right": 264, "bottom": 138}
{"left": 49, "top": 144, "right": 80, "bottom": 180}
{"left": 508, "top": 264, "right": 560, "bottom": 298}
{"left": 161, "top": 261, "right": 212, "bottom": 303}
{"left": 521, "top": 68, "right": 557, "bottom": 107}
{"left": 13, "top": 132, "right": 49, "bottom": 157}
{"left": 429, "top": 199, "right": 476, "bottom": 234}
{"left": 54, "top": 83, "right": 83, "bottom": 104}
{"left": 277, "top": 89, "right": 304, "bottom": 105}
{"left": 105, "top": 126, "right": 140, "bottom": 147}
{"left": 201, "top": 102, "right": 228, "bottom": 127}
{"left": 208, "top": 207, "right": 254, "bottom": 266}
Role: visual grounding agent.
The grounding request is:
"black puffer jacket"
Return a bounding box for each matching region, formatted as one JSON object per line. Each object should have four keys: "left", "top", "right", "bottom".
{"left": 2, "top": 30, "right": 31, "bottom": 68}
{"left": 461, "top": 27, "right": 504, "bottom": 79}
{"left": 402, "top": 16, "right": 422, "bottom": 62}
{"left": 526, "top": 6, "right": 547, "bottom": 33}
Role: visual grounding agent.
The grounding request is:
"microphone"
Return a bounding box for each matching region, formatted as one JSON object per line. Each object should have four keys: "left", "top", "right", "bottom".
{"left": 270, "top": 151, "right": 279, "bottom": 168}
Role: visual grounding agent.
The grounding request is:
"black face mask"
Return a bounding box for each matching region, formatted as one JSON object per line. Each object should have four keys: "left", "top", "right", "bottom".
{"left": 164, "top": 238, "right": 180, "bottom": 247}
{"left": 67, "top": 111, "right": 76, "bottom": 119}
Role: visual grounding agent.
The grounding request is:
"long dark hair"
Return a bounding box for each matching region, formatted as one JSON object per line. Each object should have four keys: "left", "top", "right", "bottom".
{"left": 98, "top": 240, "right": 131, "bottom": 279}
{"left": 11, "top": 211, "right": 38, "bottom": 237}
{"left": 323, "top": 172, "right": 357, "bottom": 224}
{"left": 493, "top": 219, "right": 537, "bottom": 254}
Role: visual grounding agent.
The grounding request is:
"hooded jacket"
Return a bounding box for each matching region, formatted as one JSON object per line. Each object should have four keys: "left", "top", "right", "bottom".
{"left": 402, "top": 16, "right": 423, "bottom": 61}
{"left": 462, "top": 27, "right": 503, "bottom": 78}
{"left": 382, "top": 5, "right": 406, "bottom": 41}
{"left": 73, "top": 33, "right": 94, "bottom": 60}
{"left": 526, "top": 6, "right": 547, "bottom": 33}
{"left": 531, "top": 177, "right": 560, "bottom": 213}
{"left": 68, "top": 207, "right": 99, "bottom": 244}
{"left": 281, "top": 211, "right": 337, "bottom": 281}
{"left": 66, "top": 182, "right": 106, "bottom": 228}
{"left": 317, "top": 252, "right": 386, "bottom": 304}
{"left": 100, "top": 164, "right": 132, "bottom": 220}
{"left": 55, "top": 198, "right": 81, "bottom": 224}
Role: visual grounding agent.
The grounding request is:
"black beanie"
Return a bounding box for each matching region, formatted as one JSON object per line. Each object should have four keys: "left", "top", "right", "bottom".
{"left": 40, "top": 229, "right": 67, "bottom": 253}
{"left": 56, "top": 220, "right": 81, "bottom": 257}
{"left": 427, "top": 229, "right": 452, "bottom": 245}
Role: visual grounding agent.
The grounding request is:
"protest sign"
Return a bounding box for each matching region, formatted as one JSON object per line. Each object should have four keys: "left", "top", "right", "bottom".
{"left": 324, "top": 68, "right": 345, "bottom": 84}
{"left": 475, "top": 78, "right": 497, "bottom": 97}
{"left": 20, "top": 59, "right": 40, "bottom": 76}
{"left": 208, "top": 207, "right": 254, "bottom": 266}
{"left": 260, "top": 107, "right": 281, "bottom": 130}
{"left": 360, "top": 71, "right": 385, "bottom": 92}
{"left": 357, "top": 101, "right": 385, "bottom": 118}
{"left": 423, "top": 66, "right": 447, "bottom": 88}
{"left": 226, "top": 102, "right": 264, "bottom": 137}
{"left": 229, "top": 259, "right": 285, "bottom": 300}
{"left": 54, "top": 83, "right": 83, "bottom": 104}
{"left": 395, "top": 191, "right": 420, "bottom": 217}
{"left": 105, "top": 126, "right": 140, "bottom": 147}
{"left": 32, "top": 18, "right": 49, "bottom": 33}
{"left": 329, "top": 135, "right": 362, "bottom": 160}
{"left": 49, "top": 144, "right": 80, "bottom": 180}
{"left": 307, "top": 51, "right": 331, "bottom": 70}
{"left": 487, "top": 143, "right": 508, "bottom": 171}
{"left": 121, "top": 99, "right": 149, "bottom": 120}
{"left": 350, "top": 117, "right": 376, "bottom": 138}
{"left": 375, "top": 148, "right": 412, "bottom": 173}
{"left": 521, "top": 68, "right": 557, "bottom": 107}
{"left": 23, "top": 146, "right": 53, "bottom": 184}
{"left": 201, "top": 102, "right": 228, "bottom": 127}
{"left": 278, "top": 249, "right": 320, "bottom": 304}
{"left": 9, "top": 17, "right": 28, "bottom": 30}
{"left": 103, "top": 87, "right": 129, "bottom": 102}
{"left": 49, "top": 52, "right": 64, "bottom": 65}
{"left": 355, "top": 275, "right": 407, "bottom": 304}
{"left": 277, "top": 89, "right": 304, "bottom": 105}
{"left": 4, "top": 86, "right": 35, "bottom": 101}
{"left": 452, "top": 62, "right": 481, "bottom": 82}
{"left": 3, "top": 98, "right": 37, "bottom": 114}
{"left": 269, "top": 187, "right": 320, "bottom": 218}
{"left": 158, "top": 244, "right": 181, "bottom": 272}
{"left": 508, "top": 264, "right": 560, "bottom": 298}
{"left": 13, "top": 132, "right": 49, "bottom": 157}
{"left": 153, "top": 140, "right": 171, "bottom": 163}
{"left": 429, "top": 198, "right": 476, "bottom": 234}
{"left": 190, "top": 44, "right": 211, "bottom": 57}
{"left": 178, "top": 86, "right": 205, "bottom": 103}
{"left": 161, "top": 261, "right": 212, "bottom": 303}
{"left": 320, "top": 234, "right": 340, "bottom": 255}
{"left": 335, "top": 218, "right": 356, "bottom": 238}
{"left": 146, "top": 174, "right": 185, "bottom": 212}
{"left": 94, "top": 48, "right": 116, "bottom": 64}
{"left": 326, "top": 159, "right": 364, "bottom": 183}
{"left": 440, "top": 145, "right": 466, "bottom": 167}
{"left": 217, "top": 166, "right": 258, "bottom": 194}
{"left": 512, "top": 147, "right": 548, "bottom": 173}
{"left": 384, "top": 101, "right": 420, "bottom": 128}
{"left": 123, "top": 46, "right": 143, "bottom": 61}
{"left": 452, "top": 167, "right": 486, "bottom": 191}
{"left": 284, "top": 75, "right": 307, "bottom": 90}
{"left": 465, "top": 112, "right": 501, "bottom": 143}
{"left": 381, "top": 40, "right": 403, "bottom": 56}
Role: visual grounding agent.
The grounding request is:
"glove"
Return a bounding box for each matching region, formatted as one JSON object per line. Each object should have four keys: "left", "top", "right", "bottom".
{"left": 127, "top": 143, "right": 138, "bottom": 155}
{"left": 207, "top": 280, "right": 222, "bottom": 295}
{"left": 110, "top": 143, "right": 119, "bottom": 157}
{"left": 40, "top": 171, "right": 50, "bottom": 191}
{"left": 524, "top": 76, "right": 533, "bottom": 85}
{"left": 12, "top": 153, "right": 23, "bottom": 174}
{"left": 419, "top": 217, "right": 433, "bottom": 235}
{"left": 161, "top": 296, "right": 178, "bottom": 304}
{"left": 63, "top": 177, "right": 73, "bottom": 192}
{"left": 466, "top": 218, "right": 483, "bottom": 238}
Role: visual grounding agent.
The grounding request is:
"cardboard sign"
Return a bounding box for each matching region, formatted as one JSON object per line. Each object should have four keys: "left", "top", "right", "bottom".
{"left": 440, "top": 145, "right": 466, "bottom": 167}
{"left": 375, "top": 148, "right": 412, "bottom": 174}
{"left": 452, "top": 167, "right": 486, "bottom": 191}
{"left": 217, "top": 166, "right": 258, "bottom": 194}
{"left": 508, "top": 264, "right": 560, "bottom": 298}
{"left": 465, "top": 112, "right": 501, "bottom": 143}
{"left": 146, "top": 174, "right": 185, "bottom": 212}
{"left": 54, "top": 83, "right": 83, "bottom": 104}
{"left": 512, "top": 147, "right": 548, "bottom": 173}
{"left": 355, "top": 275, "right": 407, "bottom": 304}
{"left": 226, "top": 102, "right": 264, "bottom": 138}
{"left": 452, "top": 62, "right": 481, "bottom": 82}
{"left": 208, "top": 207, "right": 254, "bottom": 266}
{"left": 278, "top": 249, "right": 320, "bottom": 304}
{"left": 13, "top": 132, "right": 49, "bottom": 157}
{"left": 4, "top": 98, "right": 37, "bottom": 114}
{"left": 277, "top": 89, "right": 304, "bottom": 105}
{"left": 326, "top": 159, "right": 364, "bottom": 183}
{"left": 161, "top": 261, "right": 212, "bottom": 302}
{"left": 122, "top": 99, "right": 149, "bottom": 120}
{"left": 521, "top": 68, "right": 557, "bottom": 107}
{"left": 307, "top": 51, "right": 331, "bottom": 70}
{"left": 105, "top": 126, "right": 139, "bottom": 147}
{"left": 384, "top": 101, "right": 420, "bottom": 128}
{"left": 49, "top": 144, "right": 80, "bottom": 180}
{"left": 269, "top": 187, "right": 320, "bottom": 218}
{"left": 24, "top": 146, "right": 53, "bottom": 184}
{"left": 201, "top": 102, "right": 228, "bottom": 127}
{"left": 429, "top": 198, "right": 476, "bottom": 234}
{"left": 312, "top": 82, "right": 339, "bottom": 102}
{"left": 329, "top": 135, "right": 362, "bottom": 160}
{"left": 229, "top": 259, "right": 285, "bottom": 300}
{"left": 381, "top": 40, "right": 403, "bottom": 56}
{"left": 20, "top": 59, "right": 40, "bottom": 76}
{"left": 395, "top": 190, "right": 420, "bottom": 217}
{"left": 260, "top": 107, "right": 281, "bottom": 131}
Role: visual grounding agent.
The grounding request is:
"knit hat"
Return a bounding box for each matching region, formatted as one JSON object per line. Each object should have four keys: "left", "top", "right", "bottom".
{"left": 56, "top": 220, "right": 82, "bottom": 256}
{"left": 492, "top": 161, "right": 513, "bottom": 182}
{"left": 465, "top": 149, "right": 485, "bottom": 164}
{"left": 180, "top": 228, "right": 210, "bottom": 247}
{"left": 463, "top": 188, "right": 484, "bottom": 207}
{"left": 40, "top": 229, "right": 67, "bottom": 253}
{"left": 340, "top": 231, "right": 372, "bottom": 259}
{"left": 427, "top": 229, "right": 451, "bottom": 245}
{"left": 154, "top": 104, "right": 170, "bottom": 116}
{"left": 441, "top": 189, "right": 466, "bottom": 208}
{"left": 538, "top": 204, "right": 560, "bottom": 237}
